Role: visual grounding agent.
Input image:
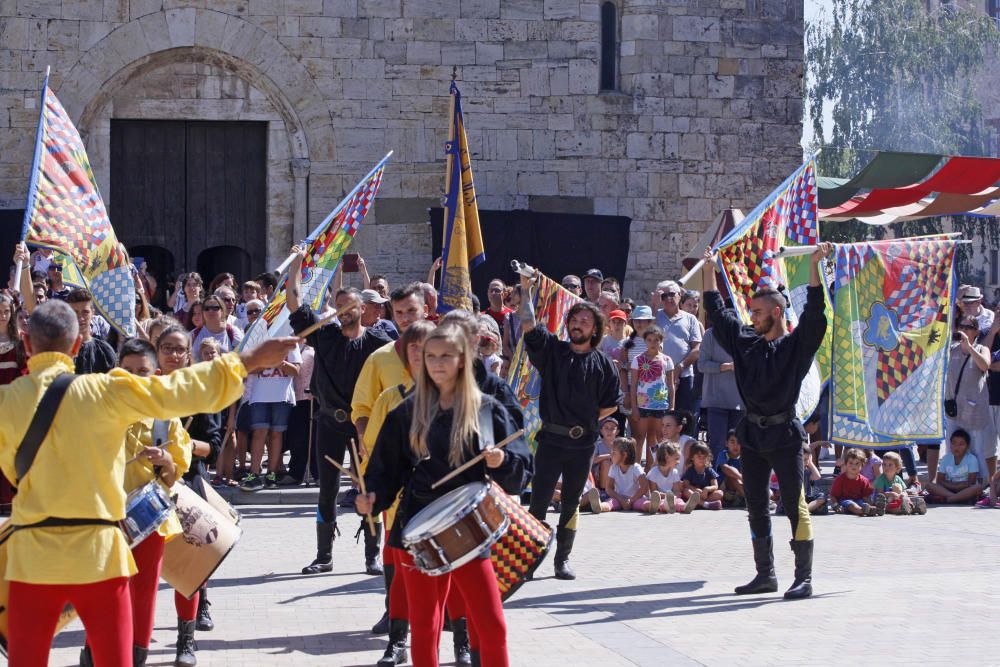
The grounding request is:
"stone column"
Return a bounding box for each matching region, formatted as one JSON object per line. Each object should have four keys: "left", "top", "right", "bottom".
{"left": 290, "top": 157, "right": 310, "bottom": 241}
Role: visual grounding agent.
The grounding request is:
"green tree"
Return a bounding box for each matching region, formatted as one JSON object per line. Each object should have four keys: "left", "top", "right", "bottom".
{"left": 806, "top": 0, "right": 1000, "bottom": 277}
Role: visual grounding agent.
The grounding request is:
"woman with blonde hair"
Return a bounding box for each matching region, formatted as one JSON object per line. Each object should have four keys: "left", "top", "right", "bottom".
{"left": 359, "top": 325, "right": 530, "bottom": 667}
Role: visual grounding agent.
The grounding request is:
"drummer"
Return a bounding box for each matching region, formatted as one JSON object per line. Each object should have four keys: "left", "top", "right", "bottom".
{"left": 359, "top": 325, "right": 531, "bottom": 667}
{"left": 79, "top": 337, "right": 198, "bottom": 667}
{"left": 0, "top": 300, "right": 297, "bottom": 666}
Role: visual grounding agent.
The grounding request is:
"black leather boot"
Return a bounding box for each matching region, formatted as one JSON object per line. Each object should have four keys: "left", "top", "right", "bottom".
{"left": 734, "top": 536, "right": 778, "bottom": 595}
{"left": 196, "top": 587, "right": 213, "bottom": 632}
{"left": 452, "top": 617, "right": 472, "bottom": 666}
{"left": 302, "top": 521, "right": 336, "bottom": 574}
{"left": 133, "top": 645, "right": 149, "bottom": 667}
{"left": 784, "top": 539, "right": 814, "bottom": 600}
{"left": 372, "top": 563, "right": 394, "bottom": 634}
{"left": 364, "top": 519, "right": 384, "bottom": 576}
{"left": 376, "top": 619, "right": 409, "bottom": 666}
{"left": 174, "top": 618, "right": 197, "bottom": 667}
{"left": 79, "top": 645, "right": 93, "bottom": 667}
{"left": 553, "top": 526, "right": 577, "bottom": 580}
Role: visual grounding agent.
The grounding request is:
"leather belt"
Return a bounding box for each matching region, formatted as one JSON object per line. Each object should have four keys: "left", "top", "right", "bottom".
{"left": 541, "top": 422, "right": 590, "bottom": 440}
{"left": 322, "top": 407, "right": 352, "bottom": 423}
{"left": 744, "top": 411, "right": 794, "bottom": 428}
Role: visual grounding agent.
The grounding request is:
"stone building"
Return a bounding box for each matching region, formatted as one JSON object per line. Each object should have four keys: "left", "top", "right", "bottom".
{"left": 0, "top": 0, "right": 804, "bottom": 300}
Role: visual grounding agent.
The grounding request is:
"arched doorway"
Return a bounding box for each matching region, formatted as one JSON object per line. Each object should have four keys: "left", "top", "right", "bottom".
{"left": 128, "top": 244, "right": 175, "bottom": 310}
{"left": 198, "top": 246, "right": 252, "bottom": 287}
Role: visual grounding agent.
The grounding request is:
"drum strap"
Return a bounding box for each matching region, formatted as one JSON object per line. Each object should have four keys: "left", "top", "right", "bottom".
{"left": 15, "top": 373, "right": 78, "bottom": 484}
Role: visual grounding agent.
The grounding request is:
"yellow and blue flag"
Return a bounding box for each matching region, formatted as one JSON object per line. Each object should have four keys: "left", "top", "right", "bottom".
{"left": 438, "top": 82, "right": 485, "bottom": 314}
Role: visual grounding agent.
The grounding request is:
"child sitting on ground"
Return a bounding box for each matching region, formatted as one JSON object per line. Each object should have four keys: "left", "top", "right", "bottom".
{"left": 588, "top": 437, "right": 654, "bottom": 513}
{"left": 716, "top": 430, "right": 744, "bottom": 508}
{"left": 645, "top": 442, "right": 684, "bottom": 513}
{"left": 680, "top": 441, "right": 724, "bottom": 511}
{"left": 592, "top": 417, "right": 617, "bottom": 492}
{"left": 873, "top": 451, "right": 927, "bottom": 515}
{"left": 860, "top": 449, "right": 882, "bottom": 483}
{"left": 801, "top": 443, "right": 829, "bottom": 515}
{"left": 975, "top": 467, "right": 1000, "bottom": 508}
{"left": 661, "top": 410, "right": 697, "bottom": 472}
{"left": 831, "top": 448, "right": 881, "bottom": 516}
{"left": 926, "top": 429, "right": 983, "bottom": 504}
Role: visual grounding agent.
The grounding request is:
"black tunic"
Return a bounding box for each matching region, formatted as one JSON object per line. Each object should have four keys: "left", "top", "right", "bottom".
{"left": 703, "top": 285, "right": 827, "bottom": 418}
{"left": 365, "top": 395, "right": 531, "bottom": 549}
{"left": 522, "top": 328, "right": 622, "bottom": 450}
{"left": 74, "top": 338, "right": 117, "bottom": 374}
{"left": 473, "top": 357, "right": 524, "bottom": 430}
{"left": 288, "top": 306, "right": 390, "bottom": 431}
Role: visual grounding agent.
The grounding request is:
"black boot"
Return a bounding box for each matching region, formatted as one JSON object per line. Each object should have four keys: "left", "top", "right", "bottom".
{"left": 784, "top": 539, "right": 813, "bottom": 600}
{"left": 302, "top": 521, "right": 336, "bottom": 574}
{"left": 196, "top": 588, "right": 214, "bottom": 632}
{"left": 734, "top": 536, "right": 778, "bottom": 595}
{"left": 553, "top": 527, "right": 577, "bottom": 580}
{"left": 79, "top": 646, "right": 93, "bottom": 667}
{"left": 174, "top": 618, "right": 197, "bottom": 667}
{"left": 372, "top": 563, "right": 393, "bottom": 634}
{"left": 376, "top": 619, "right": 409, "bottom": 666}
{"left": 133, "top": 645, "right": 149, "bottom": 667}
{"left": 471, "top": 648, "right": 481, "bottom": 667}
{"left": 364, "top": 519, "right": 384, "bottom": 576}
{"left": 452, "top": 617, "right": 472, "bottom": 666}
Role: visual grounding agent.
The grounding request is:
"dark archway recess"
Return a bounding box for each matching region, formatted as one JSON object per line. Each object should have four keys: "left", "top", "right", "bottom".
{"left": 0, "top": 209, "right": 24, "bottom": 286}
{"left": 110, "top": 119, "right": 267, "bottom": 286}
{"left": 600, "top": 2, "right": 618, "bottom": 91}
{"left": 198, "top": 246, "right": 252, "bottom": 288}
{"left": 429, "top": 208, "right": 632, "bottom": 306}
{"left": 128, "top": 244, "right": 176, "bottom": 309}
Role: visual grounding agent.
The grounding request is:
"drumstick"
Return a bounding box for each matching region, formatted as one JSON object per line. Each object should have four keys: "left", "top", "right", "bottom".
{"left": 431, "top": 429, "right": 524, "bottom": 490}
{"left": 350, "top": 438, "right": 376, "bottom": 537}
{"left": 324, "top": 455, "right": 359, "bottom": 485}
{"left": 125, "top": 442, "right": 173, "bottom": 465}
{"left": 296, "top": 301, "right": 357, "bottom": 339}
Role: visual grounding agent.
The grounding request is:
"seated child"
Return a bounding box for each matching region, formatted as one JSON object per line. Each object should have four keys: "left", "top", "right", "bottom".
{"left": 975, "top": 467, "right": 1000, "bottom": 508}
{"left": 716, "top": 429, "right": 744, "bottom": 507}
{"left": 592, "top": 417, "right": 617, "bottom": 492}
{"left": 860, "top": 449, "right": 882, "bottom": 483}
{"left": 830, "top": 448, "right": 880, "bottom": 516}
{"left": 661, "top": 410, "right": 697, "bottom": 473}
{"left": 926, "top": 429, "right": 983, "bottom": 504}
{"left": 873, "top": 451, "right": 927, "bottom": 515}
{"left": 680, "top": 441, "right": 724, "bottom": 511}
{"left": 588, "top": 437, "right": 653, "bottom": 513}
{"left": 645, "top": 442, "right": 684, "bottom": 513}
{"left": 802, "top": 444, "right": 829, "bottom": 515}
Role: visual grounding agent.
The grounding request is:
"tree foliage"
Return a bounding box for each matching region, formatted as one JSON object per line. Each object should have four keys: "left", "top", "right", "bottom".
{"left": 806, "top": 0, "right": 1000, "bottom": 278}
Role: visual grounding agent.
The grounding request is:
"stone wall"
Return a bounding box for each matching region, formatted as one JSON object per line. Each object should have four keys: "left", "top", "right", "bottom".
{"left": 0, "top": 0, "right": 804, "bottom": 300}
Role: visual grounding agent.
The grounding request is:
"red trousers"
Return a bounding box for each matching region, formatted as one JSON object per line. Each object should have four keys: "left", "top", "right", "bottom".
{"left": 9, "top": 577, "right": 131, "bottom": 667}
{"left": 129, "top": 533, "right": 199, "bottom": 648}
{"left": 397, "top": 551, "right": 507, "bottom": 667}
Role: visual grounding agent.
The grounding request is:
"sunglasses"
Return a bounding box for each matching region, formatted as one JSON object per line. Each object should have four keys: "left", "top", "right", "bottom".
{"left": 246, "top": 309, "right": 262, "bottom": 316}
{"left": 661, "top": 292, "right": 679, "bottom": 299}
{"left": 204, "top": 305, "right": 222, "bottom": 312}
{"left": 563, "top": 283, "right": 581, "bottom": 290}
{"left": 220, "top": 297, "right": 236, "bottom": 303}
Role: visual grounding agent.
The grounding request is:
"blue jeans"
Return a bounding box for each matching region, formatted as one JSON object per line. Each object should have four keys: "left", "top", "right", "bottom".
{"left": 706, "top": 407, "right": 743, "bottom": 462}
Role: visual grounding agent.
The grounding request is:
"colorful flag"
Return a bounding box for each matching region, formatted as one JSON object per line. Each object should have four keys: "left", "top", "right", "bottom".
{"left": 829, "top": 237, "right": 958, "bottom": 448}
{"left": 505, "top": 270, "right": 583, "bottom": 448}
{"left": 438, "top": 82, "right": 485, "bottom": 314}
{"left": 713, "top": 157, "right": 832, "bottom": 420}
{"left": 240, "top": 153, "right": 390, "bottom": 351}
{"left": 22, "top": 73, "right": 135, "bottom": 335}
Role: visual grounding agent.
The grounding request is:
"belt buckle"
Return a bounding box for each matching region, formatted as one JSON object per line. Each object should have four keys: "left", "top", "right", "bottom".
{"left": 568, "top": 425, "right": 585, "bottom": 439}
{"left": 333, "top": 409, "right": 349, "bottom": 423}
{"left": 751, "top": 415, "right": 767, "bottom": 428}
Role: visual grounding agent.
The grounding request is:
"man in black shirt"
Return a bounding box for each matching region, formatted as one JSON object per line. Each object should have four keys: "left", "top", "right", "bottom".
{"left": 519, "top": 275, "right": 621, "bottom": 580}
{"left": 287, "top": 248, "right": 391, "bottom": 575}
{"left": 66, "top": 289, "right": 116, "bottom": 374}
{"left": 701, "top": 242, "right": 831, "bottom": 600}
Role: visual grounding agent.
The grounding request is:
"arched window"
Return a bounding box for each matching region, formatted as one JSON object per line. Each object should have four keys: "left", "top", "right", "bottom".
{"left": 600, "top": 2, "right": 617, "bottom": 91}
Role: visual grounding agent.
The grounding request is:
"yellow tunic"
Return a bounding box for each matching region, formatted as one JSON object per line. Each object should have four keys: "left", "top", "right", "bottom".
{"left": 351, "top": 341, "right": 407, "bottom": 422}
{"left": 123, "top": 418, "right": 192, "bottom": 542}
{"left": 361, "top": 380, "right": 413, "bottom": 529}
{"left": 0, "top": 351, "right": 247, "bottom": 585}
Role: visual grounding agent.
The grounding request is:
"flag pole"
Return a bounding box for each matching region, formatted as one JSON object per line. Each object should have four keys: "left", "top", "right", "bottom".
{"left": 274, "top": 151, "right": 393, "bottom": 275}
{"left": 15, "top": 66, "right": 50, "bottom": 290}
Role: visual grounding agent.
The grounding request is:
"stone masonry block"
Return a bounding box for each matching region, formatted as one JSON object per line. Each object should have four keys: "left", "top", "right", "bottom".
{"left": 673, "top": 16, "right": 719, "bottom": 43}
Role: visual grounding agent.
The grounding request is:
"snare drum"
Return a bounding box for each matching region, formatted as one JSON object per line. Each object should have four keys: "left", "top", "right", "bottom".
{"left": 119, "top": 481, "right": 172, "bottom": 546}
{"left": 402, "top": 482, "right": 508, "bottom": 576}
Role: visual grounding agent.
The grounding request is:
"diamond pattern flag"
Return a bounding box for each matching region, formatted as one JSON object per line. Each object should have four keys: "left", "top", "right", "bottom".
{"left": 505, "top": 269, "right": 583, "bottom": 449}
{"left": 830, "top": 237, "right": 958, "bottom": 448}
{"left": 240, "top": 152, "right": 391, "bottom": 351}
{"left": 713, "top": 157, "right": 831, "bottom": 421}
{"left": 22, "top": 73, "right": 135, "bottom": 335}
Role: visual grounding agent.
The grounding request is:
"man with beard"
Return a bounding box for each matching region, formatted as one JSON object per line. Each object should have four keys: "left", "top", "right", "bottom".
{"left": 700, "top": 242, "right": 831, "bottom": 600}
{"left": 286, "top": 246, "right": 392, "bottom": 576}
{"left": 519, "top": 275, "right": 621, "bottom": 579}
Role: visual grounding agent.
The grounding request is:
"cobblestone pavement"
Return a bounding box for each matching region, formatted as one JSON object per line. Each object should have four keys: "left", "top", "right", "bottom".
{"left": 49, "top": 502, "right": 1000, "bottom": 666}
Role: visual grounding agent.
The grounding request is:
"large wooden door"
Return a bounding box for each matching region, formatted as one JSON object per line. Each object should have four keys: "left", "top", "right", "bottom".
{"left": 110, "top": 120, "right": 267, "bottom": 287}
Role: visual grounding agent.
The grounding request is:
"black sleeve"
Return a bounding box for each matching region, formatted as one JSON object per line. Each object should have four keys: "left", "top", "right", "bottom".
{"left": 487, "top": 375, "right": 525, "bottom": 430}
{"left": 703, "top": 290, "right": 742, "bottom": 357}
{"left": 365, "top": 403, "right": 410, "bottom": 516}
{"left": 523, "top": 327, "right": 555, "bottom": 373}
{"left": 489, "top": 401, "right": 532, "bottom": 495}
{"left": 791, "top": 285, "right": 828, "bottom": 358}
{"left": 598, "top": 353, "right": 623, "bottom": 409}
{"left": 289, "top": 305, "right": 343, "bottom": 350}
{"left": 188, "top": 412, "right": 223, "bottom": 465}
{"left": 96, "top": 340, "right": 118, "bottom": 373}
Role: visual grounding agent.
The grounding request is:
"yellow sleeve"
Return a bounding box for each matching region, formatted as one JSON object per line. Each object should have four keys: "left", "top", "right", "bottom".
{"left": 166, "top": 418, "right": 192, "bottom": 480}
{"left": 105, "top": 353, "right": 248, "bottom": 425}
{"left": 351, "top": 348, "right": 384, "bottom": 421}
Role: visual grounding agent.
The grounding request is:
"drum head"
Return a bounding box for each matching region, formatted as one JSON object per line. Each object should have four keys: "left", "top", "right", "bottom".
{"left": 404, "top": 482, "right": 487, "bottom": 540}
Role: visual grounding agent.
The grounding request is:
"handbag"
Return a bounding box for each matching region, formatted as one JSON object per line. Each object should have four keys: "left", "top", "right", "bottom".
{"left": 944, "top": 354, "right": 970, "bottom": 419}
